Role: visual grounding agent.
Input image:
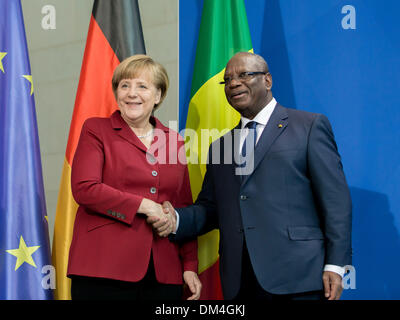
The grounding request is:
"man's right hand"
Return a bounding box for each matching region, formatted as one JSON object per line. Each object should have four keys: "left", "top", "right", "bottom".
{"left": 146, "top": 201, "right": 177, "bottom": 237}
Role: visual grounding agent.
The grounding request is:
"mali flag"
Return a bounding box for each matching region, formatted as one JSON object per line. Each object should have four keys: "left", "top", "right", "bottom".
{"left": 0, "top": 0, "right": 53, "bottom": 299}
{"left": 184, "top": 0, "right": 253, "bottom": 299}
{"left": 52, "top": 0, "right": 146, "bottom": 300}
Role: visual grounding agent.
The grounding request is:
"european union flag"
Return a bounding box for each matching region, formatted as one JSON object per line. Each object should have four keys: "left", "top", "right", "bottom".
{"left": 0, "top": 0, "right": 53, "bottom": 299}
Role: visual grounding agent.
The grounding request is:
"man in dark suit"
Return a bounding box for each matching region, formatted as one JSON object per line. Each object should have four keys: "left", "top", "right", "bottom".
{"left": 148, "top": 52, "right": 352, "bottom": 300}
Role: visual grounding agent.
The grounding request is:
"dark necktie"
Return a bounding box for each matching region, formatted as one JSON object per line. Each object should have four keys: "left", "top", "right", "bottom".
{"left": 241, "top": 121, "right": 258, "bottom": 159}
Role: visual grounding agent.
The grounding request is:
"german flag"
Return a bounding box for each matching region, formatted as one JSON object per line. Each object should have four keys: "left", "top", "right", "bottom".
{"left": 184, "top": 0, "right": 253, "bottom": 299}
{"left": 52, "top": 0, "right": 146, "bottom": 300}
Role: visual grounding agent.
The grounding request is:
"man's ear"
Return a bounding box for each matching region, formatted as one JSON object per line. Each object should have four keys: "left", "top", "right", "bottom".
{"left": 265, "top": 73, "right": 273, "bottom": 90}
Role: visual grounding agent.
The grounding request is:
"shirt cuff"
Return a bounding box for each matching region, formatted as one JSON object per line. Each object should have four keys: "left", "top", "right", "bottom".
{"left": 324, "top": 264, "right": 345, "bottom": 278}
{"left": 172, "top": 210, "right": 180, "bottom": 234}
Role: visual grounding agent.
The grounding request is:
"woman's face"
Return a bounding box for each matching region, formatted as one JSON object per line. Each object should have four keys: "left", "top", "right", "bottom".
{"left": 116, "top": 71, "right": 161, "bottom": 126}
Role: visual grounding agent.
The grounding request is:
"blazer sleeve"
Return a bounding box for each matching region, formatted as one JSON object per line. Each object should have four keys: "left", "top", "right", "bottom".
{"left": 307, "top": 114, "right": 352, "bottom": 266}
{"left": 71, "top": 119, "right": 144, "bottom": 225}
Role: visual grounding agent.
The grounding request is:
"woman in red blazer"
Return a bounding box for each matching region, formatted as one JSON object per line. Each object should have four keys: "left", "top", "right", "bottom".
{"left": 67, "top": 55, "right": 201, "bottom": 300}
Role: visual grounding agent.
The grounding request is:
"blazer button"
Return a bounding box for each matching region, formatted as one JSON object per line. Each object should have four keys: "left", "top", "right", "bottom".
{"left": 240, "top": 195, "right": 247, "bottom": 200}
{"left": 152, "top": 170, "right": 158, "bottom": 177}
{"left": 147, "top": 154, "right": 157, "bottom": 164}
{"left": 150, "top": 187, "right": 157, "bottom": 194}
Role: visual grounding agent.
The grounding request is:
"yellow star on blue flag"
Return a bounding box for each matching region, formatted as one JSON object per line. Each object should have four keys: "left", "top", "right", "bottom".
{"left": 0, "top": 52, "right": 7, "bottom": 73}
{"left": 23, "top": 74, "right": 34, "bottom": 95}
{"left": 6, "top": 236, "right": 40, "bottom": 271}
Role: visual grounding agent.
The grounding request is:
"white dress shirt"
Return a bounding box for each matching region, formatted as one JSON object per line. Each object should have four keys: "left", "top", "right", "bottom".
{"left": 239, "top": 97, "right": 277, "bottom": 150}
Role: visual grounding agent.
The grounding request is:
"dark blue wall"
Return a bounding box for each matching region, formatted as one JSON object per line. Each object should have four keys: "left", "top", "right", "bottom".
{"left": 179, "top": 0, "right": 400, "bottom": 299}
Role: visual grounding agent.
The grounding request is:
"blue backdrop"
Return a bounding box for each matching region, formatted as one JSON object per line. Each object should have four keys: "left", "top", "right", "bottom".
{"left": 179, "top": 0, "right": 400, "bottom": 299}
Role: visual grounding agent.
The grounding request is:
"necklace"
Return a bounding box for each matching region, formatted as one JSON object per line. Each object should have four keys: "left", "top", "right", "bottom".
{"left": 136, "top": 129, "right": 153, "bottom": 139}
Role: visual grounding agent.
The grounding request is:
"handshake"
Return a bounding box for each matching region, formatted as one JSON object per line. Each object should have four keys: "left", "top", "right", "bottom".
{"left": 139, "top": 198, "right": 177, "bottom": 237}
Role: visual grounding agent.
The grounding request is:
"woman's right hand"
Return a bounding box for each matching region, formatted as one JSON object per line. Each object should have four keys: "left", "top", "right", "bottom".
{"left": 139, "top": 199, "right": 175, "bottom": 236}
{"left": 138, "top": 198, "right": 164, "bottom": 219}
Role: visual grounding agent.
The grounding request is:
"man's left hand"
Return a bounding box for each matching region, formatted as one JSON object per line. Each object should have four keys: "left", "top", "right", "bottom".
{"left": 322, "top": 271, "right": 343, "bottom": 300}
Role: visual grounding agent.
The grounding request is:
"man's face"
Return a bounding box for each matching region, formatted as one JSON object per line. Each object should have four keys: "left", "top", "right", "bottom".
{"left": 224, "top": 54, "right": 272, "bottom": 119}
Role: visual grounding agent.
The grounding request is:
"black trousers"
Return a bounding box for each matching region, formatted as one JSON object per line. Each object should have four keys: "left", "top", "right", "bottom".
{"left": 71, "top": 255, "right": 183, "bottom": 300}
{"left": 233, "top": 242, "right": 325, "bottom": 301}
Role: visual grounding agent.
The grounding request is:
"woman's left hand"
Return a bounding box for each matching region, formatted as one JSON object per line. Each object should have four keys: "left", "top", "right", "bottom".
{"left": 183, "top": 271, "right": 202, "bottom": 300}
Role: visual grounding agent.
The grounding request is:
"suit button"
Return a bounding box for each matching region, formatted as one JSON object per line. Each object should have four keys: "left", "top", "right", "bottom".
{"left": 152, "top": 170, "right": 158, "bottom": 177}
{"left": 150, "top": 187, "right": 157, "bottom": 194}
{"left": 240, "top": 195, "right": 247, "bottom": 200}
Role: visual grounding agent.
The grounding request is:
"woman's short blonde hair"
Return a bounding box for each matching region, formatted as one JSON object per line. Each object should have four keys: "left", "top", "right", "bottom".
{"left": 112, "top": 54, "right": 169, "bottom": 110}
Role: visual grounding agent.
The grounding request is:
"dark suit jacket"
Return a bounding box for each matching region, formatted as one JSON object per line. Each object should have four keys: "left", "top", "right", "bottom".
{"left": 67, "top": 110, "right": 197, "bottom": 284}
{"left": 174, "top": 103, "right": 352, "bottom": 299}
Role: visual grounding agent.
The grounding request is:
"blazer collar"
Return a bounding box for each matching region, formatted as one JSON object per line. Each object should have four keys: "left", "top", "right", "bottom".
{"left": 110, "top": 110, "right": 170, "bottom": 152}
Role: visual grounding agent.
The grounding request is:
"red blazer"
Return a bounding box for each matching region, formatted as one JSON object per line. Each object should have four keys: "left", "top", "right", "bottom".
{"left": 67, "top": 111, "right": 197, "bottom": 284}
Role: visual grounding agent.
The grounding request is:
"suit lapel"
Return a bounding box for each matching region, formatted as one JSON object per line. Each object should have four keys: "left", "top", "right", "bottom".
{"left": 230, "top": 122, "right": 243, "bottom": 185}
{"left": 241, "top": 104, "right": 288, "bottom": 186}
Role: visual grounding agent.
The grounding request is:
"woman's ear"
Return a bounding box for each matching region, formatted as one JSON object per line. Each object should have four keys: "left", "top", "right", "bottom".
{"left": 155, "top": 88, "right": 162, "bottom": 105}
